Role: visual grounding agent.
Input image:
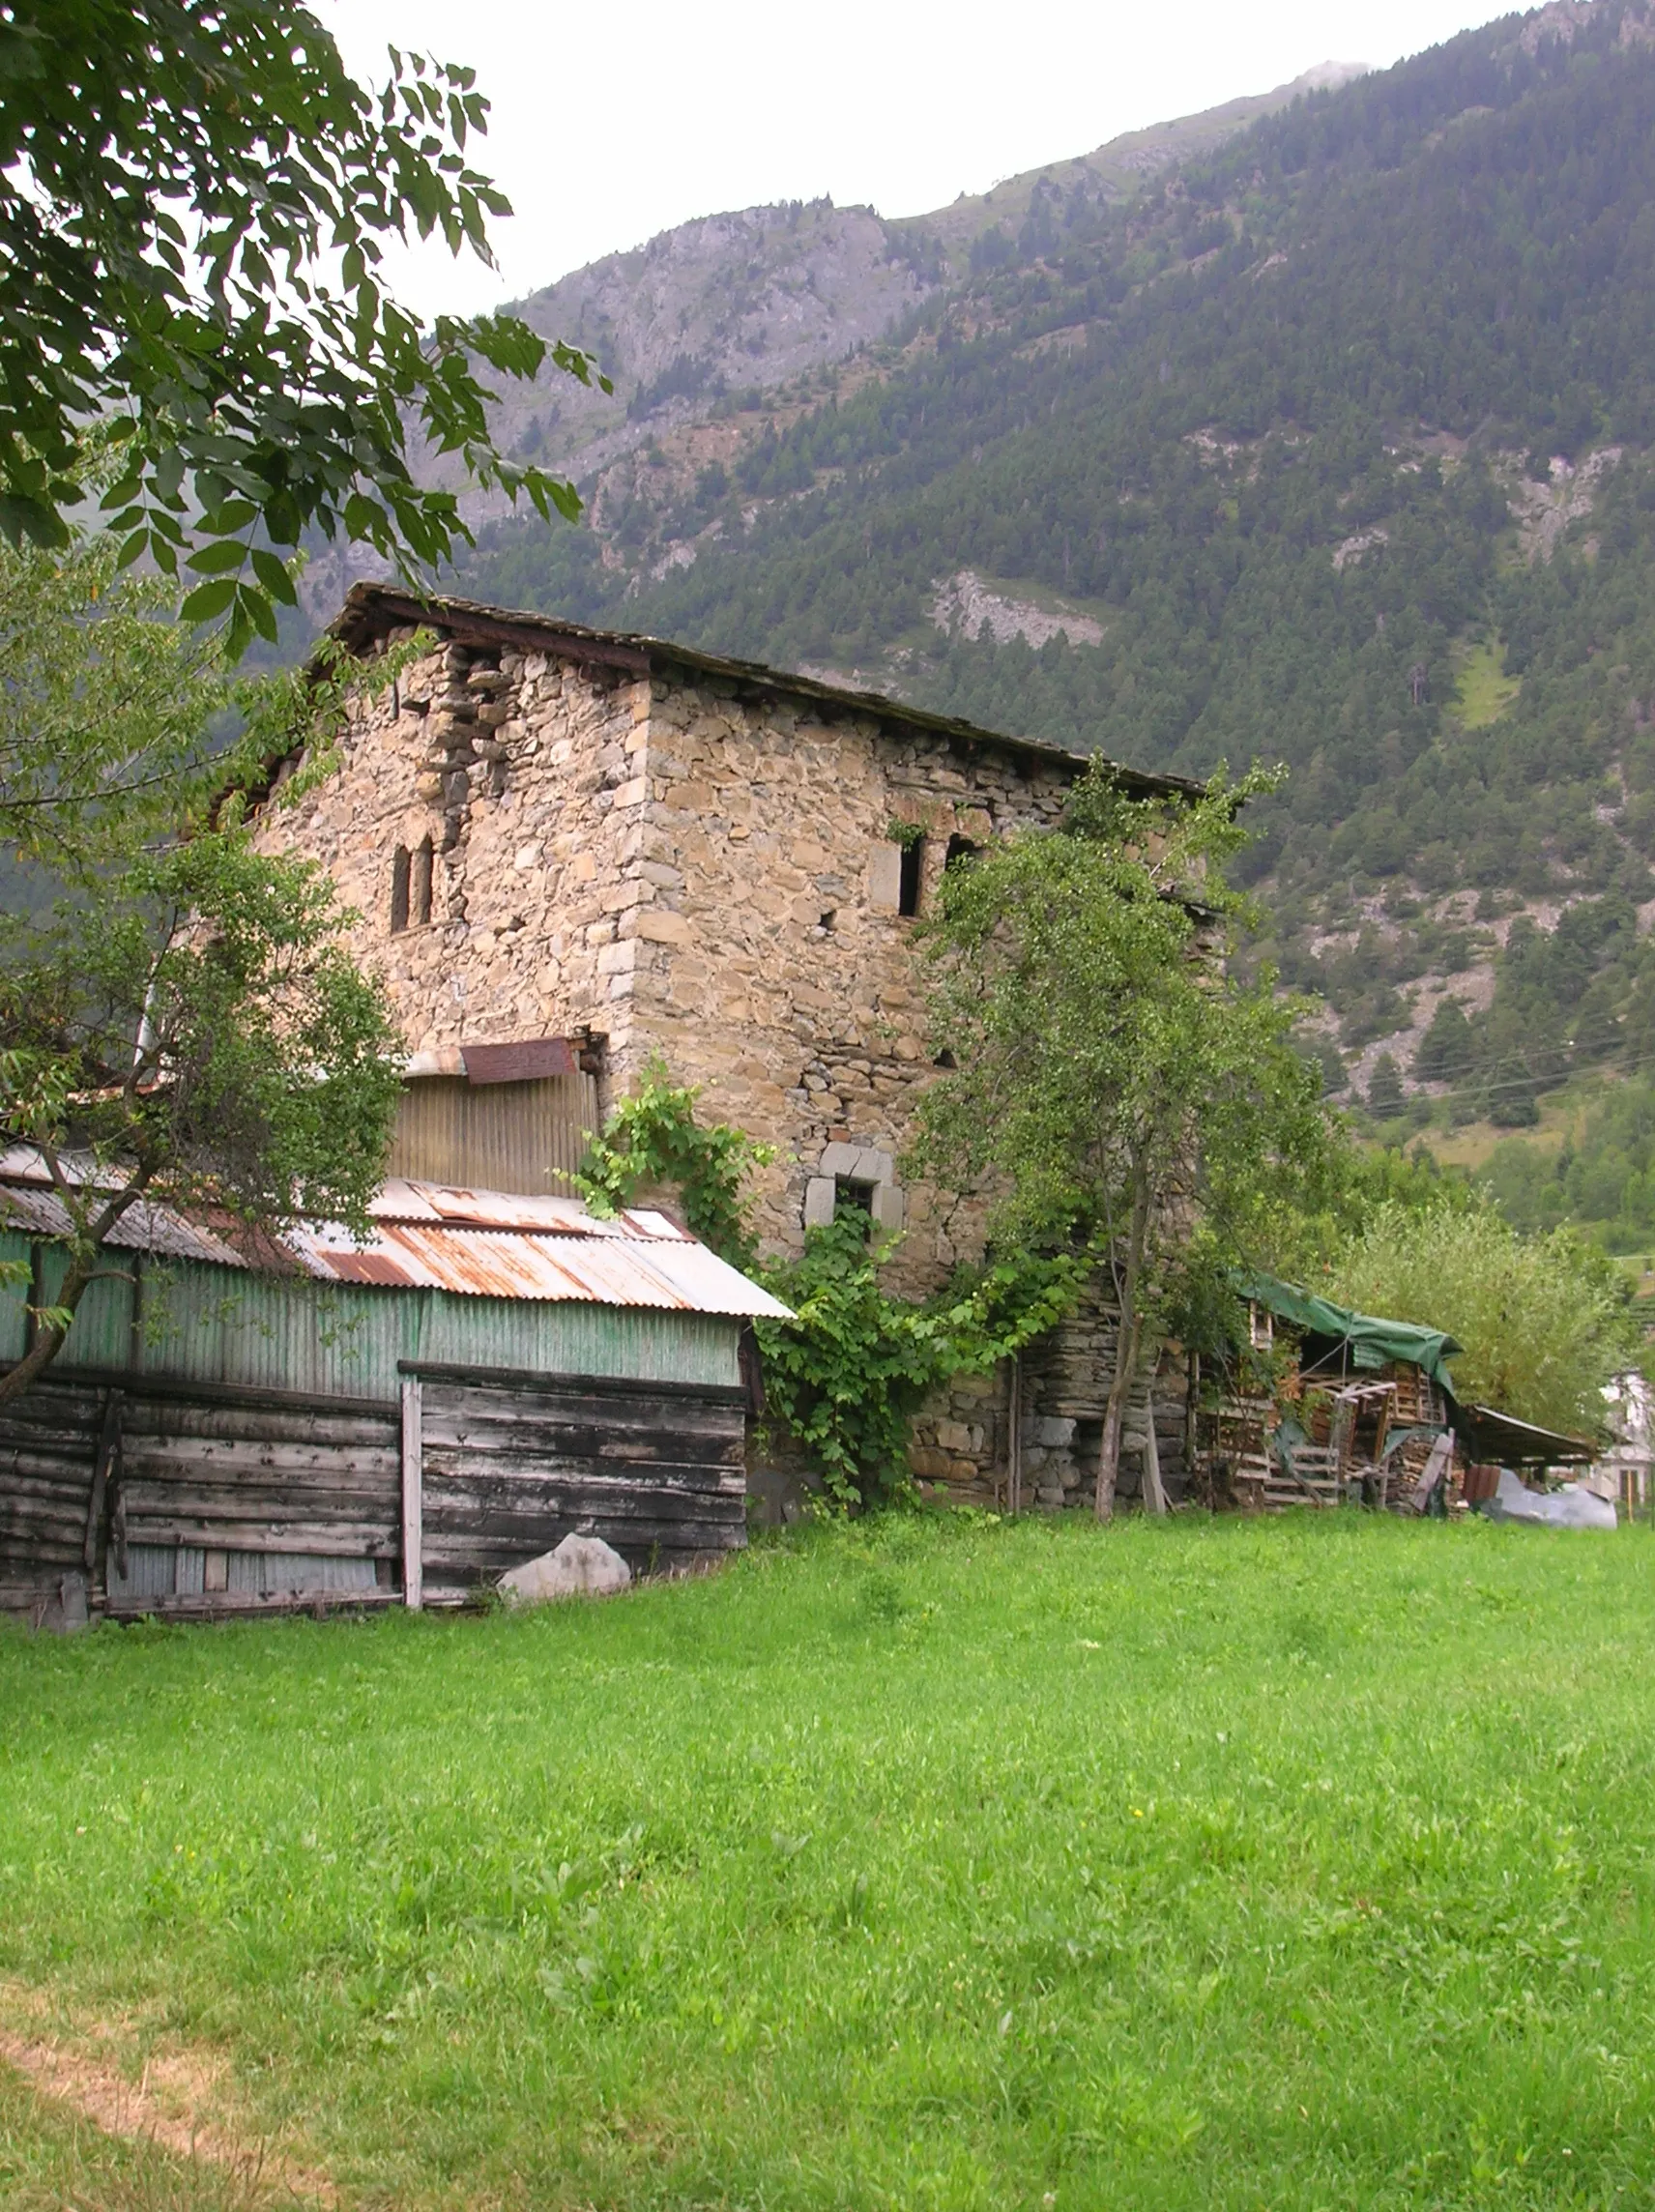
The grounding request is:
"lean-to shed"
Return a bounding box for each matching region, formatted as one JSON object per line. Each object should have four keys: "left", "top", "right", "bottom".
{"left": 0, "top": 1152, "right": 789, "bottom": 1629}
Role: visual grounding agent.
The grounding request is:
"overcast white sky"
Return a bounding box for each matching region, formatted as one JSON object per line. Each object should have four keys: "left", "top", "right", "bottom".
{"left": 319, "top": 0, "right": 1510, "bottom": 318}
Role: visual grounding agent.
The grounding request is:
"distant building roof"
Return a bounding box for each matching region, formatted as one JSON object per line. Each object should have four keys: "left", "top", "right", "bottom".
{"left": 0, "top": 1152, "right": 790, "bottom": 1322}
{"left": 327, "top": 582, "right": 1207, "bottom": 803}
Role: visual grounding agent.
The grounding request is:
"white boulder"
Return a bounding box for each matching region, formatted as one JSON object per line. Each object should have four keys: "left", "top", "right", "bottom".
{"left": 500, "top": 1534, "right": 632, "bottom": 1605}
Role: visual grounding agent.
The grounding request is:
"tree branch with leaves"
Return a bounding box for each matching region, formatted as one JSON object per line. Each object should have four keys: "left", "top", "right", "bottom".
{"left": 1, "top": 1, "right": 607, "bottom": 654}
{"left": 0, "top": 834, "right": 402, "bottom": 1404}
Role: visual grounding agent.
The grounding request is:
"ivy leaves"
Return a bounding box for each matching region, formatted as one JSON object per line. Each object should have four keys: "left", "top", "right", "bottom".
{"left": 573, "top": 1065, "right": 1091, "bottom": 1510}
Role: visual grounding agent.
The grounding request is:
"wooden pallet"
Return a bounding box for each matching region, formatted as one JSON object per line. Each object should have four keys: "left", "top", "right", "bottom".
{"left": 1264, "top": 1443, "right": 1343, "bottom": 1508}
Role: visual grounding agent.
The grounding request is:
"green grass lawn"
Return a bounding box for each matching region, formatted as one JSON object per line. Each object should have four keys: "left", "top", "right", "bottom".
{"left": 2, "top": 1512, "right": 1653, "bottom": 2210}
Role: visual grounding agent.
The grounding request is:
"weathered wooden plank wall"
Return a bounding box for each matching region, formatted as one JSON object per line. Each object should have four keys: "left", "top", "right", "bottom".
{"left": 0, "top": 1361, "right": 750, "bottom": 1622}
{"left": 0, "top": 1371, "right": 401, "bottom": 1622}
{"left": 118, "top": 1387, "right": 401, "bottom": 1559}
{"left": 415, "top": 1365, "right": 748, "bottom": 1591}
{"left": 0, "top": 1382, "right": 104, "bottom": 1617}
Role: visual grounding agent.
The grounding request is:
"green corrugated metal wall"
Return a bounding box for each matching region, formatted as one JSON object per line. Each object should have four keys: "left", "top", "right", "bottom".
{"left": 0, "top": 1229, "right": 740, "bottom": 1399}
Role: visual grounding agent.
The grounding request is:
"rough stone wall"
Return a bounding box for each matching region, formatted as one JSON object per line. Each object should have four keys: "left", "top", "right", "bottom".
{"left": 254, "top": 623, "right": 1190, "bottom": 1504}
{"left": 619, "top": 669, "right": 1075, "bottom": 1299}
{"left": 255, "top": 629, "right": 651, "bottom": 1062}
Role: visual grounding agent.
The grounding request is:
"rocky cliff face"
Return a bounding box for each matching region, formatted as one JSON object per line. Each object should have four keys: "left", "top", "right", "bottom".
{"left": 419, "top": 201, "right": 939, "bottom": 516}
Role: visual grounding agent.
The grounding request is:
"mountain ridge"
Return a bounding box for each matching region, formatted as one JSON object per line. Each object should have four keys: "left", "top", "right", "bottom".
{"left": 443, "top": 0, "right": 1655, "bottom": 1210}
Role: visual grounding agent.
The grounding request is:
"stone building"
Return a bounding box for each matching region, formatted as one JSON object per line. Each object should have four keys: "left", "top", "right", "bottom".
{"left": 248, "top": 585, "right": 1205, "bottom": 1506}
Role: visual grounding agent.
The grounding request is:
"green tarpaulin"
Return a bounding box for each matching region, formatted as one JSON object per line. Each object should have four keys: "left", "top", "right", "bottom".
{"left": 1231, "top": 1271, "right": 1462, "bottom": 1398}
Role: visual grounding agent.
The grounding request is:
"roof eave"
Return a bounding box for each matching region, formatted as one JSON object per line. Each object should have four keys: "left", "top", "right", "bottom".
{"left": 329, "top": 583, "right": 1209, "bottom": 804}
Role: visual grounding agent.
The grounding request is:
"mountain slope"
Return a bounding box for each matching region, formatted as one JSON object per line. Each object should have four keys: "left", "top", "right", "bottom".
{"left": 454, "top": 0, "right": 1655, "bottom": 1143}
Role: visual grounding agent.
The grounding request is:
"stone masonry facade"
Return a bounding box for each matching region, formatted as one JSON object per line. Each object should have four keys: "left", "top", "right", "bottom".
{"left": 251, "top": 587, "right": 1202, "bottom": 1506}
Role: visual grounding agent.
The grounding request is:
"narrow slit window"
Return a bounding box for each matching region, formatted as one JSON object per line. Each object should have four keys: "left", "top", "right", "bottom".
{"left": 412, "top": 836, "right": 434, "bottom": 927}
{"left": 898, "top": 838, "right": 924, "bottom": 917}
{"left": 390, "top": 846, "right": 411, "bottom": 935}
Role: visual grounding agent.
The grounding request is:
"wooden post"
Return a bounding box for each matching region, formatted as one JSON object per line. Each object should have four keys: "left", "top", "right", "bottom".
{"left": 1007, "top": 1354, "right": 1022, "bottom": 1517}
{"left": 1143, "top": 1389, "right": 1169, "bottom": 1516}
{"left": 400, "top": 1374, "right": 423, "bottom": 1611}
{"left": 84, "top": 1387, "right": 122, "bottom": 1577}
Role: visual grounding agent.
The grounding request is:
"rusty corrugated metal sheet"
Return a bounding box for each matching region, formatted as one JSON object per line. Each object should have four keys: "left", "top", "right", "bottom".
{"left": 287, "top": 1208, "right": 791, "bottom": 1318}
{"left": 0, "top": 1157, "right": 792, "bottom": 1322}
{"left": 0, "top": 1177, "right": 249, "bottom": 1268}
{"left": 367, "top": 1179, "right": 686, "bottom": 1238}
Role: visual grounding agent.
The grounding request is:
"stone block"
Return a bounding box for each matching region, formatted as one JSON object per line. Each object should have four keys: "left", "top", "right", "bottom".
{"left": 935, "top": 1420, "right": 972, "bottom": 1453}
{"left": 1036, "top": 1417, "right": 1076, "bottom": 1448}
{"left": 820, "top": 1141, "right": 859, "bottom": 1178}
{"left": 803, "top": 1177, "right": 837, "bottom": 1227}
{"left": 635, "top": 909, "right": 690, "bottom": 946}
{"left": 909, "top": 1446, "right": 953, "bottom": 1480}
{"left": 855, "top": 1147, "right": 894, "bottom": 1185}
{"left": 867, "top": 844, "right": 902, "bottom": 911}
{"left": 871, "top": 1183, "right": 905, "bottom": 1234}
{"left": 501, "top": 1534, "right": 631, "bottom": 1605}
{"left": 612, "top": 777, "right": 650, "bottom": 809}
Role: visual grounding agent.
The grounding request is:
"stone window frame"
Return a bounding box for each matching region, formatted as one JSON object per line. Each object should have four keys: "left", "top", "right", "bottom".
{"left": 803, "top": 1142, "right": 905, "bottom": 1235}
{"left": 391, "top": 835, "right": 436, "bottom": 935}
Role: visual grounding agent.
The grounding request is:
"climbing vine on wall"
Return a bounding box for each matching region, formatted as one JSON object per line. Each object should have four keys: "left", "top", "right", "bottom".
{"left": 575, "top": 1065, "right": 1090, "bottom": 1509}
{"left": 573, "top": 1058, "right": 773, "bottom": 1271}
{"left": 757, "top": 1213, "right": 1091, "bottom": 1509}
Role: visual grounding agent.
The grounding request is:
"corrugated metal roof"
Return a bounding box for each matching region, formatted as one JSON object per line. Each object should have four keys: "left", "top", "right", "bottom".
{"left": 0, "top": 1155, "right": 791, "bottom": 1321}
{"left": 0, "top": 1172, "right": 250, "bottom": 1268}
{"left": 289, "top": 1177, "right": 790, "bottom": 1317}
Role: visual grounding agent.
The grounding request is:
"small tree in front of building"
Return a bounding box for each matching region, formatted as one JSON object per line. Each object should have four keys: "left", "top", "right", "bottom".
{"left": 914, "top": 764, "right": 1328, "bottom": 1518}
{"left": 0, "top": 833, "right": 402, "bottom": 1407}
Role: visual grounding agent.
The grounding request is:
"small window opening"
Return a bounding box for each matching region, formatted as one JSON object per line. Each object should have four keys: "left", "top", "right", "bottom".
{"left": 390, "top": 845, "right": 411, "bottom": 934}
{"left": 819, "top": 910, "right": 836, "bottom": 933}
{"left": 411, "top": 836, "right": 434, "bottom": 927}
{"left": 933, "top": 1048, "right": 957, "bottom": 1070}
{"left": 835, "top": 1177, "right": 877, "bottom": 1233}
{"left": 897, "top": 838, "right": 924, "bottom": 917}
{"left": 944, "top": 833, "right": 980, "bottom": 870}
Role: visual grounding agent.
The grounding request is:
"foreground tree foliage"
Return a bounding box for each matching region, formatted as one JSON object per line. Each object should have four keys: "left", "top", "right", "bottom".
{"left": 0, "top": 526, "right": 381, "bottom": 880}
{"left": 0, "top": 533, "right": 404, "bottom": 1403}
{"left": 1, "top": 0, "right": 602, "bottom": 653}
{"left": 915, "top": 767, "right": 1328, "bottom": 1518}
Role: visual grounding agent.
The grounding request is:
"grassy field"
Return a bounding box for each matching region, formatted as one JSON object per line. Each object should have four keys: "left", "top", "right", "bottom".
{"left": 2, "top": 1511, "right": 1654, "bottom": 2210}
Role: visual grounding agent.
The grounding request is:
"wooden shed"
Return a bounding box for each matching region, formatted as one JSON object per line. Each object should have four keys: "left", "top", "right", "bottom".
{"left": 0, "top": 1152, "right": 789, "bottom": 1629}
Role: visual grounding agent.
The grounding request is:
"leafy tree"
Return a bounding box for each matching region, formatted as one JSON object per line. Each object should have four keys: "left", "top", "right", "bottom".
{"left": 1328, "top": 1199, "right": 1644, "bottom": 1437}
{"left": 0, "top": 833, "right": 401, "bottom": 1405}
{"left": 3, "top": 1, "right": 604, "bottom": 654}
{"left": 0, "top": 524, "right": 380, "bottom": 880}
{"left": 914, "top": 764, "right": 1326, "bottom": 1518}
{"left": 1413, "top": 998, "right": 1473, "bottom": 1084}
